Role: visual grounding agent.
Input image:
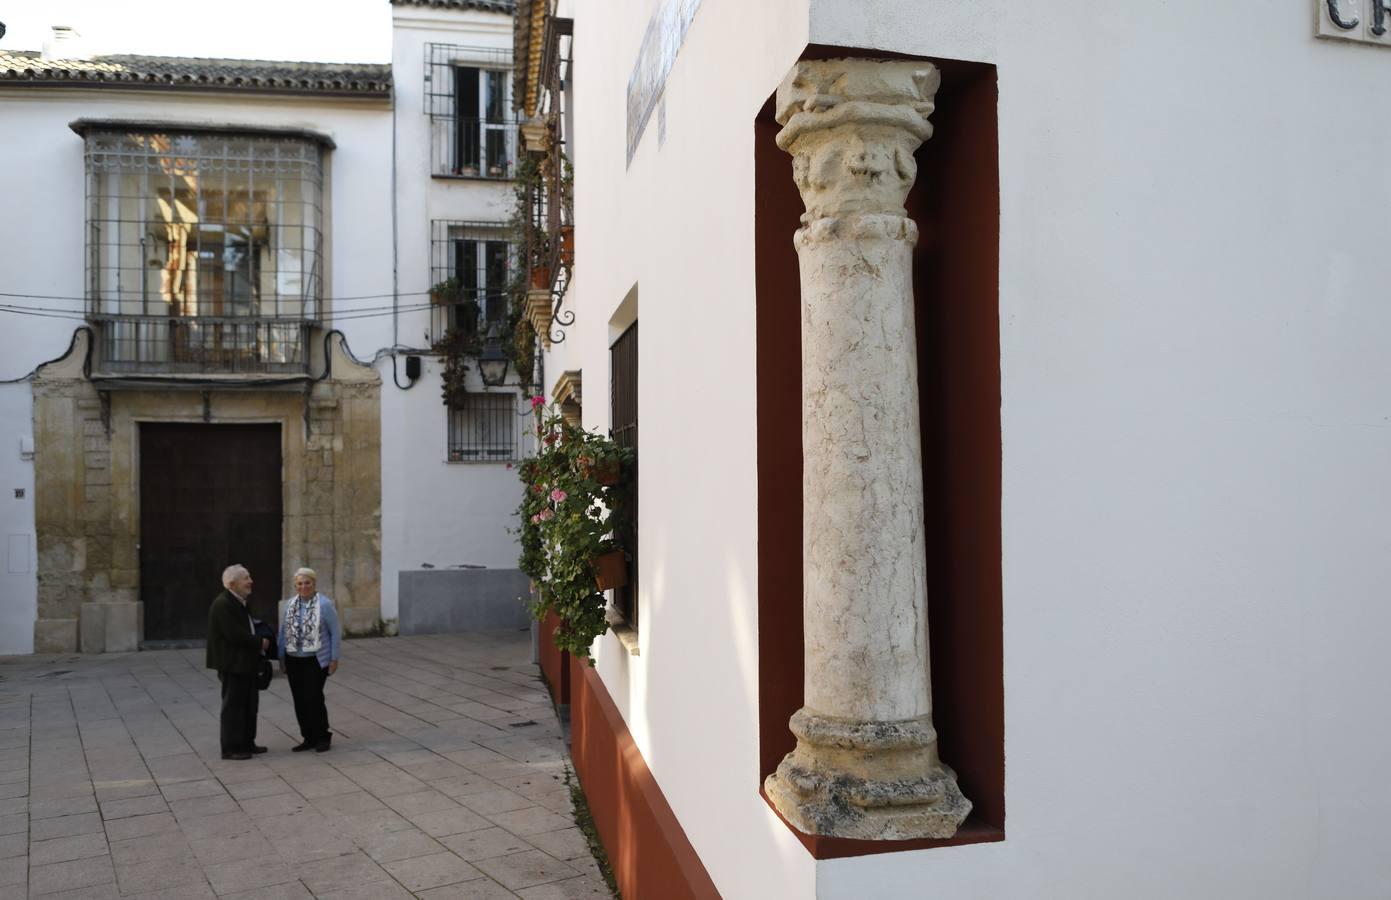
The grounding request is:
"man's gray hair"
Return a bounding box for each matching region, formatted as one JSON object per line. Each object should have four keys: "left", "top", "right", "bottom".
{"left": 294, "top": 567, "right": 317, "bottom": 583}
{"left": 222, "top": 564, "right": 249, "bottom": 589}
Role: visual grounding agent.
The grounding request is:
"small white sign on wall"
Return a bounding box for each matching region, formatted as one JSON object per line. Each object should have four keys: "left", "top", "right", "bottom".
{"left": 1318, "top": 0, "right": 1391, "bottom": 46}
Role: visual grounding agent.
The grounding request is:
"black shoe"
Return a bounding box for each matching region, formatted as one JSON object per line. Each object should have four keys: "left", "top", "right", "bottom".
{"left": 250, "top": 745, "right": 268, "bottom": 754}
{"left": 291, "top": 740, "right": 314, "bottom": 753}
{"left": 221, "top": 751, "right": 252, "bottom": 761}
{"left": 314, "top": 740, "right": 332, "bottom": 753}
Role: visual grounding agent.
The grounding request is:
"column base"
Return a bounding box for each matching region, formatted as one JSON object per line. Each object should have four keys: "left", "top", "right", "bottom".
{"left": 764, "top": 709, "right": 971, "bottom": 840}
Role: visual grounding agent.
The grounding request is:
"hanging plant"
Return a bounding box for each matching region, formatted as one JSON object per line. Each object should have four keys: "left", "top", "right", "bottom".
{"left": 516, "top": 399, "right": 634, "bottom": 661}
{"left": 432, "top": 279, "right": 482, "bottom": 407}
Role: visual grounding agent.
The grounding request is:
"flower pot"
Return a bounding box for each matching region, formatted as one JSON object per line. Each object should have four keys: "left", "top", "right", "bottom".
{"left": 583, "top": 456, "right": 620, "bottom": 486}
{"left": 460, "top": 165, "right": 479, "bottom": 177}
{"left": 531, "top": 266, "right": 552, "bottom": 290}
{"left": 594, "top": 551, "right": 627, "bottom": 591}
{"left": 488, "top": 165, "right": 505, "bottom": 177}
{"left": 559, "top": 226, "right": 575, "bottom": 266}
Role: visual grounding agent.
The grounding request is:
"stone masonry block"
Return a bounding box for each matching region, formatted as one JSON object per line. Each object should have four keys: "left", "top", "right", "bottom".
{"left": 34, "top": 618, "right": 78, "bottom": 654}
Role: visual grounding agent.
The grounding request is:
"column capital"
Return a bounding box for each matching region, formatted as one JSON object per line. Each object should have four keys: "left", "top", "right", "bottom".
{"left": 775, "top": 59, "right": 941, "bottom": 223}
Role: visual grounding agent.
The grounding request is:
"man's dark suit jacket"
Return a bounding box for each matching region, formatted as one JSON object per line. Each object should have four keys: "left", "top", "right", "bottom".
{"left": 206, "top": 590, "right": 263, "bottom": 674}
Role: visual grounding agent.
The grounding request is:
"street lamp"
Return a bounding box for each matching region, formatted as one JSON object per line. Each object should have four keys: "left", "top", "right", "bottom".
{"left": 478, "top": 327, "right": 509, "bottom": 387}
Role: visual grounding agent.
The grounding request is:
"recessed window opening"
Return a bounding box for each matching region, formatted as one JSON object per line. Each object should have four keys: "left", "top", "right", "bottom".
{"left": 448, "top": 391, "right": 525, "bottom": 462}
{"left": 424, "top": 44, "right": 515, "bottom": 178}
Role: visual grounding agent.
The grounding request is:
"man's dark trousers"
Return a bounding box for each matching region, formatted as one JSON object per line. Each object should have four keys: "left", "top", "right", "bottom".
{"left": 219, "top": 670, "right": 259, "bottom": 755}
{"left": 207, "top": 588, "right": 265, "bottom": 756}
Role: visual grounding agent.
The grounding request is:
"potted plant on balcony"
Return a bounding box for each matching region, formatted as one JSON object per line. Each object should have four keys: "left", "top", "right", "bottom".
{"left": 516, "top": 401, "right": 634, "bottom": 661}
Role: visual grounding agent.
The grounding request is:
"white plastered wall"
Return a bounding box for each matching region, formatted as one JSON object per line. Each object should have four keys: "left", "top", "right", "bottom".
{"left": 558, "top": 0, "right": 1391, "bottom": 897}
{"left": 554, "top": 0, "right": 819, "bottom": 896}
{"left": 380, "top": 6, "right": 526, "bottom": 622}
{"left": 808, "top": 0, "right": 1391, "bottom": 898}
{"left": 0, "top": 86, "right": 393, "bottom": 637}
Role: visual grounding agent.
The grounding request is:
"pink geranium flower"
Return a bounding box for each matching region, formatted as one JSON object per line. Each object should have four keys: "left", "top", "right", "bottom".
{"left": 539, "top": 508, "right": 555, "bottom": 521}
{"left": 531, "top": 395, "right": 546, "bottom": 410}
{"left": 550, "top": 489, "right": 567, "bottom": 503}
{"left": 530, "top": 513, "right": 541, "bottom": 524}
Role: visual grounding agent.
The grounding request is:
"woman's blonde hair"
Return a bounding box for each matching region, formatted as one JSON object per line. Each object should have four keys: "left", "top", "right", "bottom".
{"left": 293, "top": 567, "right": 317, "bottom": 583}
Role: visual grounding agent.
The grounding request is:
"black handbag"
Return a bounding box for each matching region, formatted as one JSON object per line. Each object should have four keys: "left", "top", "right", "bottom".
{"left": 252, "top": 618, "right": 277, "bottom": 690}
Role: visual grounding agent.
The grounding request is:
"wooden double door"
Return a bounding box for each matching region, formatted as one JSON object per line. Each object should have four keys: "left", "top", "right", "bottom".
{"left": 139, "top": 423, "right": 283, "bottom": 642}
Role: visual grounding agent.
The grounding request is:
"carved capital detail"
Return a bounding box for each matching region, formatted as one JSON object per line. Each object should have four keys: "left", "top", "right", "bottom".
{"left": 775, "top": 59, "right": 940, "bottom": 224}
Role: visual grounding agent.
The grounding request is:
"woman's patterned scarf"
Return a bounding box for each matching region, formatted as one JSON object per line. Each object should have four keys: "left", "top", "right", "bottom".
{"left": 286, "top": 594, "right": 322, "bottom": 655}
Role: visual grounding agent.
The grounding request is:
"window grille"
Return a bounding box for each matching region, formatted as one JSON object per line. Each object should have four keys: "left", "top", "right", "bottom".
{"left": 82, "top": 129, "right": 323, "bottom": 373}
{"left": 448, "top": 391, "right": 525, "bottom": 462}
{"left": 610, "top": 321, "right": 638, "bottom": 627}
{"left": 430, "top": 220, "right": 513, "bottom": 344}
{"left": 424, "top": 43, "right": 517, "bottom": 179}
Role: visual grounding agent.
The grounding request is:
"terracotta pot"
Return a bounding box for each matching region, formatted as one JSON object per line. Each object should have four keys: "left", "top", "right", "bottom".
{"left": 594, "top": 550, "right": 627, "bottom": 591}
{"left": 584, "top": 456, "right": 620, "bottom": 486}
{"left": 559, "top": 226, "right": 575, "bottom": 265}
{"left": 531, "top": 266, "right": 552, "bottom": 290}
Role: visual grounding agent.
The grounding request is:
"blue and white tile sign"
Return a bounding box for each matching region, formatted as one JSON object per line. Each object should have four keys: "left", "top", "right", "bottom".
{"left": 1318, "top": 0, "right": 1391, "bottom": 46}
{"left": 626, "top": 0, "right": 702, "bottom": 164}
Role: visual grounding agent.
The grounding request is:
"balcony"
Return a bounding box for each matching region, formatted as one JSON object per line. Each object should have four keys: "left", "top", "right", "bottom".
{"left": 92, "top": 315, "right": 311, "bottom": 376}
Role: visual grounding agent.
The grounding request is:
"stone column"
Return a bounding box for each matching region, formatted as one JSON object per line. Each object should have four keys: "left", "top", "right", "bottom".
{"left": 763, "top": 59, "right": 971, "bottom": 840}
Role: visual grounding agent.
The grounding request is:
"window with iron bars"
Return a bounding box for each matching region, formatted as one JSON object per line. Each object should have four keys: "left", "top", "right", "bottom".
{"left": 82, "top": 128, "right": 323, "bottom": 373}
{"left": 424, "top": 43, "right": 516, "bottom": 179}
{"left": 448, "top": 391, "right": 526, "bottom": 462}
{"left": 430, "top": 221, "right": 513, "bottom": 344}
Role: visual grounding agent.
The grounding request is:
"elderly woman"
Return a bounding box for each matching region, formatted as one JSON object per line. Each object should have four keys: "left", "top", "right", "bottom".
{"left": 277, "top": 567, "right": 342, "bottom": 752}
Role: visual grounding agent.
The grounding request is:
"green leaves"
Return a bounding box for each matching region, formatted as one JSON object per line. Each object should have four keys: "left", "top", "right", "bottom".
{"left": 516, "top": 405, "right": 634, "bottom": 659}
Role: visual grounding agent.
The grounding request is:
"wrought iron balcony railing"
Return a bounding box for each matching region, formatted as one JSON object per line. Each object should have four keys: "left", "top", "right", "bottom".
{"left": 92, "top": 315, "right": 312, "bottom": 376}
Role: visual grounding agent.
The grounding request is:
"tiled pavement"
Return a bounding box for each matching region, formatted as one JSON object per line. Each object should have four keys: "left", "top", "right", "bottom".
{"left": 0, "top": 631, "right": 613, "bottom": 899}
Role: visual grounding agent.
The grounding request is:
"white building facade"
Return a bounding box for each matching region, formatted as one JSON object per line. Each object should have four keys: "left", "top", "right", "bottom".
{"left": 0, "top": 0, "right": 530, "bottom": 654}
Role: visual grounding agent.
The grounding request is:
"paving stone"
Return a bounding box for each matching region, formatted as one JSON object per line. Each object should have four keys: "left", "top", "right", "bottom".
{"left": 410, "top": 806, "right": 494, "bottom": 838}
{"left": 226, "top": 777, "right": 291, "bottom": 801}
{"left": 0, "top": 830, "right": 23, "bottom": 858}
{"left": 484, "top": 806, "right": 575, "bottom": 839}
{"left": 239, "top": 793, "right": 310, "bottom": 817}
{"left": 108, "top": 832, "right": 193, "bottom": 865}
{"left": 382, "top": 850, "right": 484, "bottom": 891}
{"left": 0, "top": 853, "right": 23, "bottom": 886}
{"left": 295, "top": 850, "right": 395, "bottom": 894}
{"left": 114, "top": 856, "right": 208, "bottom": 895}
{"left": 522, "top": 828, "right": 590, "bottom": 862}
{"left": 472, "top": 850, "right": 580, "bottom": 891}
{"left": 31, "top": 795, "right": 99, "bottom": 819}
{"left": 383, "top": 789, "right": 460, "bottom": 817}
{"left": 31, "top": 812, "right": 104, "bottom": 841}
{"left": 358, "top": 826, "right": 446, "bottom": 863}
{"left": 190, "top": 828, "right": 275, "bottom": 864}
{"left": 97, "top": 794, "right": 167, "bottom": 820}
{"left": 160, "top": 778, "right": 227, "bottom": 802}
{"left": 0, "top": 811, "right": 24, "bottom": 835}
{"left": 203, "top": 857, "right": 297, "bottom": 895}
{"left": 102, "top": 811, "right": 178, "bottom": 841}
{"left": 220, "top": 881, "right": 313, "bottom": 900}
{"left": 459, "top": 789, "right": 533, "bottom": 817}
{"left": 417, "top": 878, "right": 520, "bottom": 899}
{"left": 28, "top": 852, "right": 114, "bottom": 895}
{"left": 30, "top": 830, "right": 109, "bottom": 865}
{"left": 515, "top": 876, "right": 614, "bottom": 900}
{"left": 125, "top": 882, "right": 218, "bottom": 900}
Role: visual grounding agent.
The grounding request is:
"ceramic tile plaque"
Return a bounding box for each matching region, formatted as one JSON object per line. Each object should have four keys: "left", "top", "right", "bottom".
{"left": 1318, "top": 0, "right": 1391, "bottom": 46}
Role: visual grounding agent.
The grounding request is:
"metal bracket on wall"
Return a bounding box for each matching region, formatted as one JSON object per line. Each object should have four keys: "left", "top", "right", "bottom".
{"left": 201, "top": 390, "right": 211, "bottom": 423}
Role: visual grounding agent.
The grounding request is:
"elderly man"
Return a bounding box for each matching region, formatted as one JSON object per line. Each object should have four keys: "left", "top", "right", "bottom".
{"left": 207, "top": 564, "right": 270, "bottom": 760}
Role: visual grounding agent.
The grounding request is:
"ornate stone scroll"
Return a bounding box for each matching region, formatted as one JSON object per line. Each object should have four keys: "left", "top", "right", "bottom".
{"left": 762, "top": 59, "right": 971, "bottom": 840}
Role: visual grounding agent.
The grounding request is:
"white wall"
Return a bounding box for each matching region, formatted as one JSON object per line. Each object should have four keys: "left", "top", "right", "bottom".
{"left": 562, "top": 0, "right": 1391, "bottom": 898}
{"left": 380, "top": 5, "right": 526, "bottom": 622}
{"left": 0, "top": 386, "right": 37, "bottom": 655}
{"left": 556, "top": 0, "right": 818, "bottom": 897}
{"left": 0, "top": 86, "right": 395, "bottom": 634}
